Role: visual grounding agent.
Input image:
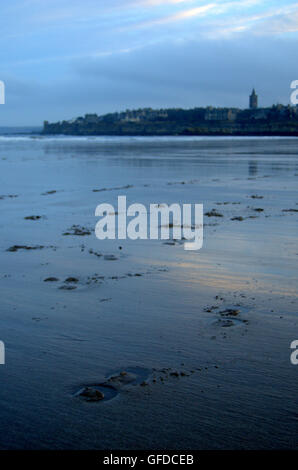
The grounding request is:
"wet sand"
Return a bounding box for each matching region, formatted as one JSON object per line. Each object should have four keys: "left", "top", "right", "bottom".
{"left": 0, "top": 135, "right": 297, "bottom": 449}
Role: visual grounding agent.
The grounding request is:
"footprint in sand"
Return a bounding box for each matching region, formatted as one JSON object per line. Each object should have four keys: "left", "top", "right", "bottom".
{"left": 74, "top": 367, "right": 150, "bottom": 403}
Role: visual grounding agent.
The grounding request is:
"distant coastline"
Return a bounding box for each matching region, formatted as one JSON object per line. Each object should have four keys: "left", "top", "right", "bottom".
{"left": 42, "top": 104, "right": 298, "bottom": 137}
{"left": 0, "top": 126, "right": 42, "bottom": 135}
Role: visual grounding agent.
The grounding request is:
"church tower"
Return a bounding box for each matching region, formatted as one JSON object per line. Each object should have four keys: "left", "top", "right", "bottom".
{"left": 249, "top": 88, "right": 258, "bottom": 109}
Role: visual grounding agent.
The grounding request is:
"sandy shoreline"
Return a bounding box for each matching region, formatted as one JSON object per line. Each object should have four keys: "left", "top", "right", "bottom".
{"left": 0, "top": 136, "right": 297, "bottom": 449}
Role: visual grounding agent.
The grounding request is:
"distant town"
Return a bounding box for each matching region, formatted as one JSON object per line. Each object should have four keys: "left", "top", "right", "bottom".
{"left": 43, "top": 90, "right": 298, "bottom": 136}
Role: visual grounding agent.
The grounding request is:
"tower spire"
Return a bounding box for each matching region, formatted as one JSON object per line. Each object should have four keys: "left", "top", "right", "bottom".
{"left": 249, "top": 88, "right": 258, "bottom": 109}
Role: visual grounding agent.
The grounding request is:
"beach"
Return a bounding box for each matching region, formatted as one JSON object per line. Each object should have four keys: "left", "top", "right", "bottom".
{"left": 0, "top": 134, "right": 297, "bottom": 449}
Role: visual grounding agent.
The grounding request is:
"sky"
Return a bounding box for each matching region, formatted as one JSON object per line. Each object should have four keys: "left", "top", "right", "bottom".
{"left": 1, "top": 0, "right": 298, "bottom": 125}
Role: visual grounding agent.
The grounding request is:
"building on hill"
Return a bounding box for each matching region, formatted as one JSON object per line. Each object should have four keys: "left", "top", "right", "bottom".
{"left": 204, "top": 107, "right": 238, "bottom": 121}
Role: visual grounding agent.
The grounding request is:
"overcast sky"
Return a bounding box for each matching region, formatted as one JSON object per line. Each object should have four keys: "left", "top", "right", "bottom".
{"left": 1, "top": 0, "right": 298, "bottom": 126}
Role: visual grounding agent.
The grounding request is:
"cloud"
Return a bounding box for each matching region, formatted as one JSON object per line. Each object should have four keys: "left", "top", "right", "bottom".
{"left": 194, "top": 2, "right": 298, "bottom": 38}
{"left": 70, "top": 36, "right": 296, "bottom": 108}
{"left": 118, "top": 0, "right": 272, "bottom": 33}
{"left": 143, "top": 3, "right": 216, "bottom": 24}
{"left": 120, "top": 3, "right": 217, "bottom": 29}
{"left": 252, "top": 7, "right": 298, "bottom": 34}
